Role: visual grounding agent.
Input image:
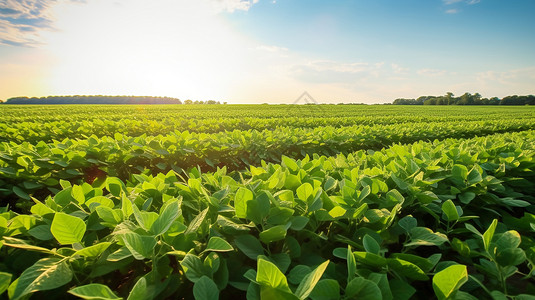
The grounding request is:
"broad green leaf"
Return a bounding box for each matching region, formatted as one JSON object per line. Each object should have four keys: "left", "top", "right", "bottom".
{"left": 185, "top": 207, "right": 208, "bottom": 236}
{"left": 256, "top": 258, "right": 292, "bottom": 294}
{"left": 309, "top": 279, "right": 340, "bottom": 300}
{"left": 432, "top": 264, "right": 468, "bottom": 300}
{"left": 389, "top": 279, "right": 415, "bottom": 300}
{"left": 345, "top": 277, "right": 382, "bottom": 300}
{"left": 0, "top": 272, "right": 12, "bottom": 295}
{"left": 71, "top": 184, "right": 85, "bottom": 204}
{"left": 467, "top": 167, "right": 482, "bottom": 185}
{"left": 235, "top": 234, "right": 264, "bottom": 260}
{"left": 205, "top": 236, "right": 233, "bottom": 252}
{"left": 150, "top": 199, "right": 180, "bottom": 235}
{"left": 51, "top": 212, "right": 86, "bottom": 244}
{"left": 235, "top": 188, "right": 253, "bottom": 219}
{"left": 282, "top": 156, "right": 299, "bottom": 173}
{"left": 386, "top": 258, "right": 428, "bottom": 281}
{"left": 10, "top": 258, "right": 72, "bottom": 300}
{"left": 495, "top": 230, "right": 521, "bottom": 252}
{"left": 74, "top": 242, "right": 112, "bottom": 258}
{"left": 127, "top": 277, "right": 147, "bottom": 300}
{"left": 13, "top": 186, "right": 30, "bottom": 200}
{"left": 193, "top": 276, "right": 219, "bottom": 300}
{"left": 363, "top": 234, "right": 380, "bottom": 255}
{"left": 259, "top": 225, "right": 287, "bottom": 244}
{"left": 28, "top": 224, "right": 54, "bottom": 240}
{"left": 483, "top": 219, "right": 498, "bottom": 252}
{"left": 295, "top": 260, "right": 329, "bottom": 300}
{"left": 246, "top": 192, "right": 270, "bottom": 225}
{"left": 122, "top": 232, "right": 156, "bottom": 260}
{"left": 442, "top": 200, "right": 459, "bottom": 222}
{"left": 347, "top": 245, "right": 357, "bottom": 282}
{"left": 368, "top": 273, "right": 393, "bottom": 300}
{"left": 296, "top": 182, "right": 314, "bottom": 202}
{"left": 181, "top": 253, "right": 208, "bottom": 282}
{"left": 68, "top": 284, "right": 121, "bottom": 300}
{"left": 398, "top": 216, "right": 417, "bottom": 233}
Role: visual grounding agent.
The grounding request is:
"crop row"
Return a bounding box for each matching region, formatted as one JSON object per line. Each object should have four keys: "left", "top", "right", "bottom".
{"left": 2, "top": 105, "right": 533, "bottom": 124}
{"left": 0, "top": 130, "right": 534, "bottom": 299}
{"left": 3, "top": 114, "right": 535, "bottom": 144}
{"left": 2, "top": 119, "right": 535, "bottom": 203}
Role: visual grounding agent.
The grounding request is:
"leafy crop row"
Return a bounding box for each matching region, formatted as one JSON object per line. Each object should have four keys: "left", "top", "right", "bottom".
{"left": 1, "top": 130, "right": 534, "bottom": 299}
{"left": 2, "top": 112, "right": 534, "bottom": 143}
{"left": 2, "top": 119, "right": 535, "bottom": 203}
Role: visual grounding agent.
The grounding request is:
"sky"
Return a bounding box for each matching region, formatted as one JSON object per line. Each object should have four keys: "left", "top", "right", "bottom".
{"left": 0, "top": 0, "right": 534, "bottom": 104}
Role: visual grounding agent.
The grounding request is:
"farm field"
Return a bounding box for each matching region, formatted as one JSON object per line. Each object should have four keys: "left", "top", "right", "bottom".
{"left": 0, "top": 105, "right": 535, "bottom": 299}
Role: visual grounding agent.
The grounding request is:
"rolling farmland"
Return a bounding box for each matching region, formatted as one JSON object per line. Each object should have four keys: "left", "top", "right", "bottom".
{"left": 1, "top": 105, "right": 534, "bottom": 299}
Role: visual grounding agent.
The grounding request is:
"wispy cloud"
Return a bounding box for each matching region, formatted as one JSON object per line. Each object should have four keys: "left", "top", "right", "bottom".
{"left": 445, "top": 9, "right": 459, "bottom": 14}
{"left": 0, "top": 0, "right": 57, "bottom": 47}
{"left": 256, "top": 45, "right": 288, "bottom": 52}
{"left": 290, "top": 60, "right": 385, "bottom": 84}
{"left": 443, "top": 0, "right": 480, "bottom": 5}
{"left": 212, "top": 0, "right": 259, "bottom": 13}
{"left": 417, "top": 69, "right": 449, "bottom": 77}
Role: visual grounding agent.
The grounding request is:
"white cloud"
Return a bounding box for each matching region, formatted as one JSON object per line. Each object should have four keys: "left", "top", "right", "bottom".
{"left": 0, "top": 0, "right": 59, "bottom": 46}
{"left": 417, "top": 69, "right": 448, "bottom": 77}
{"left": 212, "top": 0, "right": 259, "bottom": 13}
{"left": 256, "top": 45, "right": 288, "bottom": 52}
{"left": 443, "top": 0, "right": 480, "bottom": 4}
{"left": 391, "top": 63, "right": 409, "bottom": 75}
{"left": 445, "top": 9, "right": 459, "bottom": 14}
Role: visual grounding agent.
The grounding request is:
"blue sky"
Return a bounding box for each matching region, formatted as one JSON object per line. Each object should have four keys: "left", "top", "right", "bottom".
{"left": 0, "top": 0, "right": 534, "bottom": 103}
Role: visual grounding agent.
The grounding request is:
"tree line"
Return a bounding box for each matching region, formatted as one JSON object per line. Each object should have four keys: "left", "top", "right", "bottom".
{"left": 2, "top": 96, "right": 227, "bottom": 105}
{"left": 393, "top": 93, "right": 535, "bottom": 105}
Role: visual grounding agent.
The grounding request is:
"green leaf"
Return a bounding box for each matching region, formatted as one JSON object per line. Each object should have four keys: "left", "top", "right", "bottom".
{"left": 398, "top": 216, "right": 417, "bottom": 233}
{"left": 282, "top": 156, "right": 299, "bottom": 173}
{"left": 386, "top": 258, "right": 428, "bottom": 281}
{"left": 256, "top": 258, "right": 292, "bottom": 294}
{"left": 181, "top": 253, "right": 208, "bottom": 282}
{"left": 389, "top": 279, "right": 415, "bottom": 300}
{"left": 71, "top": 184, "right": 86, "bottom": 204}
{"left": 259, "top": 225, "right": 288, "bottom": 244}
{"left": 28, "top": 224, "right": 54, "bottom": 240}
{"left": 441, "top": 200, "right": 459, "bottom": 222}
{"left": 150, "top": 199, "right": 180, "bottom": 235}
{"left": 68, "top": 284, "right": 122, "bottom": 300}
{"left": 185, "top": 207, "right": 208, "bottom": 236}
{"left": 296, "top": 183, "right": 314, "bottom": 202}
{"left": 235, "top": 234, "right": 264, "bottom": 260}
{"left": 10, "top": 258, "right": 73, "bottom": 300}
{"left": 246, "top": 192, "right": 270, "bottom": 225}
{"left": 0, "top": 272, "right": 12, "bottom": 295}
{"left": 51, "top": 212, "right": 86, "bottom": 244}
{"left": 345, "top": 277, "right": 382, "bottom": 300}
{"left": 363, "top": 234, "right": 380, "bottom": 255}
{"left": 432, "top": 264, "right": 468, "bottom": 300}
{"left": 205, "top": 237, "right": 233, "bottom": 252}
{"left": 13, "top": 186, "right": 30, "bottom": 200}
{"left": 74, "top": 242, "right": 112, "bottom": 258}
{"left": 127, "top": 277, "right": 147, "bottom": 300}
{"left": 193, "top": 276, "right": 219, "bottom": 300}
{"left": 483, "top": 219, "right": 498, "bottom": 252}
{"left": 122, "top": 232, "right": 157, "bottom": 260}
{"left": 309, "top": 279, "right": 340, "bottom": 300}
{"left": 235, "top": 188, "right": 253, "bottom": 219}
{"left": 295, "top": 260, "right": 329, "bottom": 300}
{"left": 347, "top": 245, "right": 357, "bottom": 282}
{"left": 467, "top": 167, "right": 482, "bottom": 185}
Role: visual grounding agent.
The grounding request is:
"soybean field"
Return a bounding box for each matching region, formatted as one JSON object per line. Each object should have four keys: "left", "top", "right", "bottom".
{"left": 0, "top": 104, "right": 535, "bottom": 300}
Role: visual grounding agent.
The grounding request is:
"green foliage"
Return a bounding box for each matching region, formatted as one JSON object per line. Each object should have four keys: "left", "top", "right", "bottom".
{"left": 0, "top": 105, "right": 534, "bottom": 299}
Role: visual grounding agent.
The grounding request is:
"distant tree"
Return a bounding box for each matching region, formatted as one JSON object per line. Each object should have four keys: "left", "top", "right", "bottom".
{"left": 206, "top": 100, "right": 217, "bottom": 104}
{"left": 184, "top": 99, "right": 193, "bottom": 105}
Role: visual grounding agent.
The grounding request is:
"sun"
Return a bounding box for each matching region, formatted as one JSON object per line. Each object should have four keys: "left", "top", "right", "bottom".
{"left": 41, "top": 0, "right": 253, "bottom": 100}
